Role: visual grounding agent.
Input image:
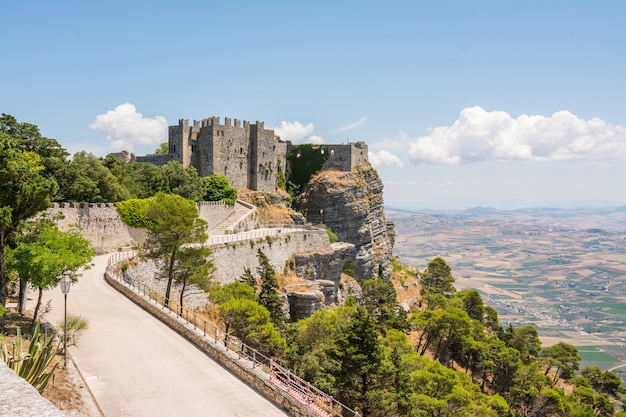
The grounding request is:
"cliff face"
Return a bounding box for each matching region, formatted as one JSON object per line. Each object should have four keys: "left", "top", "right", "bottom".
{"left": 296, "top": 163, "right": 395, "bottom": 281}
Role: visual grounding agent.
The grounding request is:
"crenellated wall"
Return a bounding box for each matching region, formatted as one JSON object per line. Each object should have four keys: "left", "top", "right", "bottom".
{"left": 48, "top": 203, "right": 146, "bottom": 254}
{"left": 137, "top": 116, "right": 369, "bottom": 193}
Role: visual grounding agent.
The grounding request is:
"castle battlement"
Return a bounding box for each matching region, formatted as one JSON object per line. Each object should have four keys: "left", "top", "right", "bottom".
{"left": 140, "top": 115, "right": 369, "bottom": 193}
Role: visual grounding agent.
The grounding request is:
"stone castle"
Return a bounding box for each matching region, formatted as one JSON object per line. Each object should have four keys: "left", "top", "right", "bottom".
{"left": 137, "top": 116, "right": 369, "bottom": 192}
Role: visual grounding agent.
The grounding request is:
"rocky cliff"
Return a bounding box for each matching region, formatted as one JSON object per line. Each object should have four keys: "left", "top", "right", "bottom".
{"left": 296, "top": 163, "right": 395, "bottom": 281}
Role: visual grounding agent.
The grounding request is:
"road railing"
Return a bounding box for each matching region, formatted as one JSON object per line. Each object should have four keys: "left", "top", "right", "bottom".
{"left": 105, "top": 252, "right": 359, "bottom": 417}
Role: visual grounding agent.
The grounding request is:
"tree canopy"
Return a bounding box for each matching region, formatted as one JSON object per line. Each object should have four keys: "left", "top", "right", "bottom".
{"left": 0, "top": 131, "right": 58, "bottom": 318}
{"left": 9, "top": 219, "right": 95, "bottom": 324}
{"left": 140, "top": 193, "right": 208, "bottom": 307}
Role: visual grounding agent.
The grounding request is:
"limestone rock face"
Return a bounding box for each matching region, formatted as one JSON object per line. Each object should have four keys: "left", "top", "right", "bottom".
{"left": 297, "top": 163, "right": 395, "bottom": 281}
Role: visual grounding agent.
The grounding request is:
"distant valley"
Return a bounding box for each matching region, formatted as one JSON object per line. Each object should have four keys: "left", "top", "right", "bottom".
{"left": 387, "top": 206, "right": 626, "bottom": 375}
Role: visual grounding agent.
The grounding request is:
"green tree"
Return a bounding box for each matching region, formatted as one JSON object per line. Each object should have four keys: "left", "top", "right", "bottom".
{"left": 361, "top": 273, "right": 407, "bottom": 331}
{"left": 387, "top": 347, "right": 413, "bottom": 416}
{"left": 0, "top": 132, "right": 58, "bottom": 318}
{"left": 124, "top": 162, "right": 168, "bottom": 199}
{"left": 255, "top": 249, "right": 285, "bottom": 326}
{"left": 209, "top": 281, "right": 285, "bottom": 355}
{"left": 420, "top": 257, "right": 456, "bottom": 295}
{"left": 141, "top": 193, "right": 208, "bottom": 307}
{"left": 219, "top": 297, "right": 286, "bottom": 355}
{"left": 542, "top": 342, "right": 581, "bottom": 383}
{"left": 330, "top": 308, "right": 386, "bottom": 417}
{"left": 0, "top": 113, "right": 69, "bottom": 200}
{"left": 173, "top": 245, "right": 214, "bottom": 311}
{"left": 10, "top": 220, "right": 94, "bottom": 324}
{"left": 202, "top": 174, "right": 237, "bottom": 204}
{"left": 582, "top": 366, "right": 623, "bottom": 397}
{"left": 154, "top": 142, "right": 169, "bottom": 154}
{"left": 457, "top": 289, "right": 484, "bottom": 322}
{"left": 62, "top": 152, "right": 130, "bottom": 202}
{"left": 238, "top": 267, "right": 256, "bottom": 289}
{"left": 161, "top": 161, "right": 205, "bottom": 201}
{"left": 209, "top": 281, "right": 257, "bottom": 305}
{"left": 508, "top": 325, "right": 542, "bottom": 364}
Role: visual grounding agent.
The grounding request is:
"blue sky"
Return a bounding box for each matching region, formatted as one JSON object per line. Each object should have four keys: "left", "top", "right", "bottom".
{"left": 2, "top": 1, "right": 625, "bottom": 209}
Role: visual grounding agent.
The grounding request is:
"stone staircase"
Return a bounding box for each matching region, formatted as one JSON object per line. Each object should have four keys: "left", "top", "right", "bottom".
{"left": 209, "top": 201, "right": 253, "bottom": 235}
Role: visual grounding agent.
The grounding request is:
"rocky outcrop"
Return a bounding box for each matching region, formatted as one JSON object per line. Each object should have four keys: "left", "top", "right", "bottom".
{"left": 296, "top": 163, "right": 395, "bottom": 281}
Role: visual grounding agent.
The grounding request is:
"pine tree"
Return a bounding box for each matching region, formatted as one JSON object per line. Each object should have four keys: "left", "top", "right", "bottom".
{"left": 256, "top": 249, "right": 285, "bottom": 326}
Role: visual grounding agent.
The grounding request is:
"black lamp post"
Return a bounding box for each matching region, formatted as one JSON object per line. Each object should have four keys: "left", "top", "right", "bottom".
{"left": 59, "top": 275, "right": 72, "bottom": 368}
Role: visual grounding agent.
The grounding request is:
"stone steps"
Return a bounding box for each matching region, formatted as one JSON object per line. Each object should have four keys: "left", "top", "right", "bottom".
{"left": 210, "top": 202, "right": 252, "bottom": 235}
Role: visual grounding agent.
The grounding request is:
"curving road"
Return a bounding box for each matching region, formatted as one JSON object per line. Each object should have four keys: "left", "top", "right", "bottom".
{"left": 39, "top": 254, "right": 288, "bottom": 417}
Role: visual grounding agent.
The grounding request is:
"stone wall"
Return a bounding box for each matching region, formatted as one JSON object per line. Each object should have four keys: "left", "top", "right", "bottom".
{"left": 196, "top": 201, "right": 235, "bottom": 232}
{"left": 146, "top": 116, "right": 368, "bottom": 193}
{"left": 48, "top": 203, "right": 146, "bottom": 254}
{"left": 208, "top": 228, "right": 331, "bottom": 284}
{"left": 321, "top": 141, "right": 369, "bottom": 172}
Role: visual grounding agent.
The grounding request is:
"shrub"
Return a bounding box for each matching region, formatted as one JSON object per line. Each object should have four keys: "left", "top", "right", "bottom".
{"left": 56, "top": 314, "right": 89, "bottom": 348}
{"left": 319, "top": 223, "right": 338, "bottom": 243}
{"left": 116, "top": 198, "right": 154, "bottom": 228}
{"left": 342, "top": 257, "right": 356, "bottom": 277}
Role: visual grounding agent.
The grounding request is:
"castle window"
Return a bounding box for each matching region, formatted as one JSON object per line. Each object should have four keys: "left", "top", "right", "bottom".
{"left": 240, "top": 147, "right": 243, "bottom": 154}
{"left": 331, "top": 150, "right": 334, "bottom": 155}
{"left": 172, "top": 145, "right": 176, "bottom": 152}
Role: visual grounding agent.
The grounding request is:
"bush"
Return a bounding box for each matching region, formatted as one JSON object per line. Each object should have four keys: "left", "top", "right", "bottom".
{"left": 342, "top": 257, "right": 356, "bottom": 277}
{"left": 319, "top": 223, "right": 338, "bottom": 243}
{"left": 116, "top": 198, "right": 154, "bottom": 228}
{"left": 56, "top": 314, "right": 89, "bottom": 348}
{"left": 203, "top": 174, "right": 237, "bottom": 205}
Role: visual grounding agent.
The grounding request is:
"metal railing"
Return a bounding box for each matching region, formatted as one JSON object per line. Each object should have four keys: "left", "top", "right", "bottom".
{"left": 106, "top": 252, "right": 359, "bottom": 417}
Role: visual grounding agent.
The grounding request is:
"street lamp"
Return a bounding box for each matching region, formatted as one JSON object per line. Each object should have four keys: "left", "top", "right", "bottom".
{"left": 60, "top": 275, "right": 72, "bottom": 368}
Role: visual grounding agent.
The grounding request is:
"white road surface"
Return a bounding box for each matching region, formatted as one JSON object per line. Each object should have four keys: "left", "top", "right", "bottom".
{"left": 37, "top": 254, "right": 289, "bottom": 417}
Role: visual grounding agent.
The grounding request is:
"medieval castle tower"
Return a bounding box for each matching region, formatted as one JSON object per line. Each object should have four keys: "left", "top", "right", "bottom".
{"left": 138, "top": 116, "right": 369, "bottom": 192}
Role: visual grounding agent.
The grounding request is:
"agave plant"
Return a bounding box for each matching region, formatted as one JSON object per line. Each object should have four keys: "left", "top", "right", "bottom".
{"left": 1, "top": 322, "right": 60, "bottom": 393}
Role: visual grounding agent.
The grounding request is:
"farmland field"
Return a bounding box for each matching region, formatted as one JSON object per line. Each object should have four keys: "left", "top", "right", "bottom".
{"left": 388, "top": 206, "right": 626, "bottom": 372}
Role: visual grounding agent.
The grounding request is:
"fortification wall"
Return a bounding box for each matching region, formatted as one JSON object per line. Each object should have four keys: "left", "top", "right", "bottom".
{"left": 136, "top": 153, "right": 172, "bottom": 166}
{"left": 216, "top": 118, "right": 254, "bottom": 190}
{"left": 322, "top": 142, "right": 369, "bottom": 171}
{"left": 48, "top": 203, "right": 146, "bottom": 254}
{"left": 208, "top": 229, "right": 330, "bottom": 284}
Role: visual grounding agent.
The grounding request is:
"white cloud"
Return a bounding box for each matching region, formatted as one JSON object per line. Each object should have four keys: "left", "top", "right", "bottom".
{"left": 273, "top": 121, "right": 315, "bottom": 142}
{"left": 369, "top": 149, "right": 404, "bottom": 168}
{"left": 408, "top": 106, "right": 626, "bottom": 165}
{"left": 307, "top": 135, "right": 326, "bottom": 144}
{"left": 335, "top": 116, "right": 367, "bottom": 133}
{"left": 90, "top": 103, "right": 168, "bottom": 151}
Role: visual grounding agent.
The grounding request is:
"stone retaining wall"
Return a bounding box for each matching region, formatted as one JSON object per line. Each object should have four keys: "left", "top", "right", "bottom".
{"left": 209, "top": 229, "right": 330, "bottom": 284}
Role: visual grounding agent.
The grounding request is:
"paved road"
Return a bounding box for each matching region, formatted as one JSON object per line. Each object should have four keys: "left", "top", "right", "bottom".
{"left": 38, "top": 254, "right": 289, "bottom": 417}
